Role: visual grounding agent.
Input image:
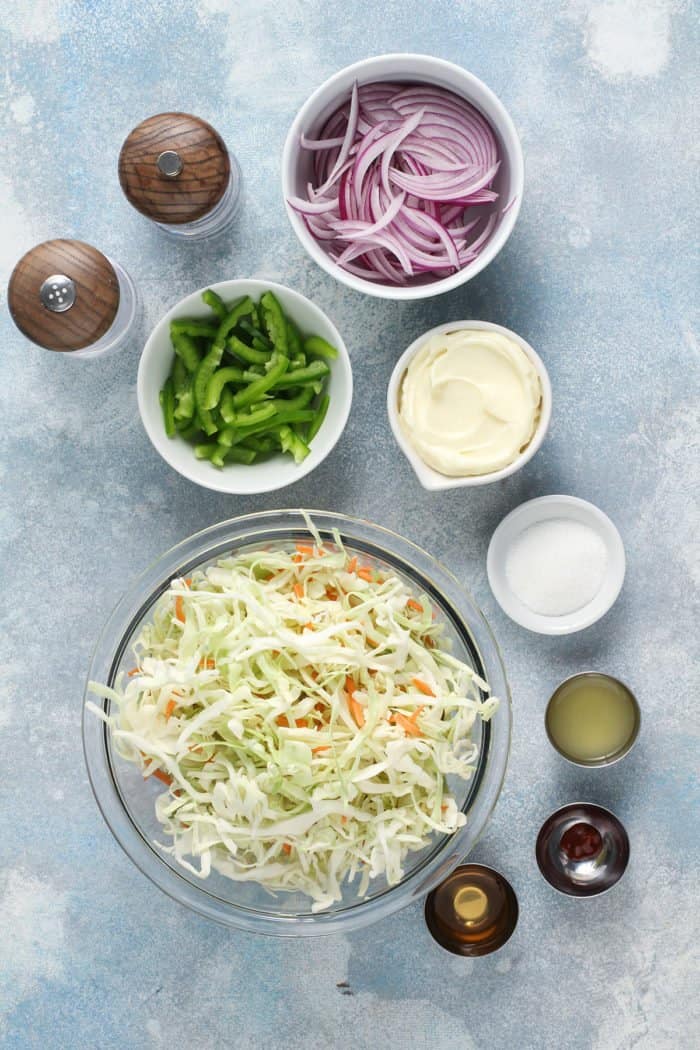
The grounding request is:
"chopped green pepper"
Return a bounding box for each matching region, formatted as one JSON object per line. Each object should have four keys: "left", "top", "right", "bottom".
{"left": 278, "top": 424, "right": 310, "bottom": 463}
{"left": 227, "top": 335, "right": 270, "bottom": 366}
{"left": 304, "top": 335, "right": 339, "bottom": 360}
{"left": 171, "top": 330, "right": 202, "bottom": 373}
{"left": 202, "top": 366, "right": 248, "bottom": 412}
{"left": 307, "top": 393, "right": 330, "bottom": 442}
{"left": 271, "top": 360, "right": 329, "bottom": 390}
{"left": 232, "top": 353, "right": 289, "bottom": 409}
{"left": 159, "top": 378, "right": 176, "bottom": 438}
{"left": 201, "top": 288, "right": 228, "bottom": 321}
{"left": 260, "top": 291, "right": 288, "bottom": 354}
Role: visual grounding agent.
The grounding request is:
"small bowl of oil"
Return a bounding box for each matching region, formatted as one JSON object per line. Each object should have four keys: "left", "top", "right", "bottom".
{"left": 424, "top": 863, "right": 519, "bottom": 956}
{"left": 545, "top": 672, "right": 641, "bottom": 767}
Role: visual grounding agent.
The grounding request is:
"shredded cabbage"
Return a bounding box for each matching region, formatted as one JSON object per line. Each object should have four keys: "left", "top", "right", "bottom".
{"left": 88, "top": 526, "right": 498, "bottom": 911}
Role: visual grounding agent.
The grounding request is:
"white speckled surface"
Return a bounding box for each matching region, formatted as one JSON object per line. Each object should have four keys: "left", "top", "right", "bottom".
{"left": 1, "top": 2, "right": 698, "bottom": 1048}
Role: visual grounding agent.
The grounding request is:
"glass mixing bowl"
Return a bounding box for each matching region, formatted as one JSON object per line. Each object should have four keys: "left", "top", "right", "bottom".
{"left": 83, "top": 510, "right": 511, "bottom": 936}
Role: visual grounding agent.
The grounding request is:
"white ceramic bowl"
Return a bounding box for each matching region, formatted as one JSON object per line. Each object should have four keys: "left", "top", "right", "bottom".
{"left": 137, "top": 279, "right": 352, "bottom": 494}
{"left": 281, "top": 53, "right": 524, "bottom": 301}
{"left": 387, "top": 320, "right": 551, "bottom": 490}
{"left": 487, "top": 496, "right": 626, "bottom": 635}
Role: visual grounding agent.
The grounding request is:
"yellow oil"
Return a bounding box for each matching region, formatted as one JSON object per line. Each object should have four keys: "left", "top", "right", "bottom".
{"left": 546, "top": 674, "right": 639, "bottom": 764}
{"left": 454, "top": 885, "right": 489, "bottom": 924}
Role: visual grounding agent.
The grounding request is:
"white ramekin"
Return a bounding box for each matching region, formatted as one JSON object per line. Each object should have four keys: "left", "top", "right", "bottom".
{"left": 387, "top": 320, "right": 552, "bottom": 490}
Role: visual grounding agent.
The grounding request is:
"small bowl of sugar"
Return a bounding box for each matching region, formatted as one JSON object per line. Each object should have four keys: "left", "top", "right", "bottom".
{"left": 487, "top": 495, "right": 625, "bottom": 635}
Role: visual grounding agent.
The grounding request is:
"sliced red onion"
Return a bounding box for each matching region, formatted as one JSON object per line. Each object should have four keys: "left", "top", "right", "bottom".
{"left": 292, "top": 80, "right": 501, "bottom": 284}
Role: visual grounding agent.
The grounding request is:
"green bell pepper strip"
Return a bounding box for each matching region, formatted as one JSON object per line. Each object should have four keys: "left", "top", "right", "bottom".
{"left": 260, "top": 291, "right": 288, "bottom": 355}
{"left": 219, "top": 408, "right": 315, "bottom": 448}
{"left": 177, "top": 422, "right": 203, "bottom": 441}
{"left": 286, "top": 319, "right": 304, "bottom": 359}
{"left": 270, "top": 360, "right": 329, "bottom": 390}
{"left": 251, "top": 385, "right": 315, "bottom": 414}
{"left": 174, "top": 386, "right": 194, "bottom": 423}
{"left": 194, "top": 442, "right": 218, "bottom": 461}
{"left": 201, "top": 288, "right": 228, "bottom": 321}
{"left": 306, "top": 393, "right": 330, "bottom": 443}
{"left": 218, "top": 444, "right": 257, "bottom": 466}
{"left": 193, "top": 346, "right": 227, "bottom": 435}
{"left": 220, "top": 386, "right": 236, "bottom": 424}
{"left": 232, "top": 353, "right": 289, "bottom": 409}
{"left": 217, "top": 404, "right": 277, "bottom": 444}
{"left": 171, "top": 331, "right": 202, "bottom": 373}
{"left": 159, "top": 379, "right": 176, "bottom": 438}
{"left": 202, "top": 366, "right": 248, "bottom": 411}
{"left": 304, "top": 335, "right": 339, "bottom": 360}
{"left": 239, "top": 435, "right": 277, "bottom": 453}
{"left": 226, "top": 335, "right": 270, "bottom": 366}
{"left": 171, "top": 319, "right": 218, "bottom": 339}
{"left": 213, "top": 297, "right": 255, "bottom": 350}
{"left": 171, "top": 357, "right": 195, "bottom": 422}
{"left": 278, "top": 424, "right": 310, "bottom": 464}
{"left": 172, "top": 355, "right": 187, "bottom": 393}
{"left": 239, "top": 320, "right": 273, "bottom": 350}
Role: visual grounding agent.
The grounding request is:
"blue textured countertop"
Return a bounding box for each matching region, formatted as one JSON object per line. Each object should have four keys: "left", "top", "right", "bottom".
{"left": 1, "top": 2, "right": 698, "bottom": 1048}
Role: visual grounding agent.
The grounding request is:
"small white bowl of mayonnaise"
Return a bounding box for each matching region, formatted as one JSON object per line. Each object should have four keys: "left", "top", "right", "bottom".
{"left": 387, "top": 320, "right": 552, "bottom": 491}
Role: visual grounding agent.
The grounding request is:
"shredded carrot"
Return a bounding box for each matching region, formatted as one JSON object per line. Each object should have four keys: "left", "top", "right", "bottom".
{"left": 406, "top": 598, "right": 423, "bottom": 613}
{"left": 357, "top": 567, "right": 373, "bottom": 582}
{"left": 312, "top": 745, "right": 330, "bottom": 754}
{"left": 149, "top": 769, "right": 173, "bottom": 786}
{"left": 276, "top": 715, "right": 306, "bottom": 729}
{"left": 394, "top": 712, "right": 422, "bottom": 737}
{"left": 341, "top": 815, "right": 348, "bottom": 825}
{"left": 441, "top": 803, "right": 448, "bottom": 812}
{"left": 296, "top": 543, "right": 314, "bottom": 556}
{"left": 282, "top": 843, "right": 292, "bottom": 855}
{"left": 293, "top": 582, "right": 304, "bottom": 599}
{"left": 127, "top": 668, "right": 140, "bottom": 677}
{"left": 303, "top": 622, "right": 314, "bottom": 631}
{"left": 412, "top": 677, "right": 436, "bottom": 697}
{"left": 325, "top": 587, "right": 339, "bottom": 601}
{"left": 346, "top": 556, "right": 358, "bottom": 573}
{"left": 164, "top": 698, "right": 177, "bottom": 720}
{"left": 309, "top": 670, "right": 319, "bottom": 682}
{"left": 345, "top": 675, "right": 357, "bottom": 697}
{"left": 292, "top": 553, "right": 303, "bottom": 564}
{"left": 197, "top": 657, "right": 216, "bottom": 671}
{"left": 184, "top": 578, "right": 192, "bottom": 587}
{"left": 174, "top": 595, "right": 185, "bottom": 623}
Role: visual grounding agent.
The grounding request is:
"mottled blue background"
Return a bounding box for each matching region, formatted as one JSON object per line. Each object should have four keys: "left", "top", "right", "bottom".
{"left": 1, "top": 1, "right": 698, "bottom": 1047}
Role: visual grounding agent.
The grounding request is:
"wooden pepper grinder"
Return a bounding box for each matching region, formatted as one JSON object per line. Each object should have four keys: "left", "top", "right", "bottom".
{"left": 8, "top": 239, "right": 139, "bottom": 357}
{"left": 118, "top": 112, "right": 242, "bottom": 241}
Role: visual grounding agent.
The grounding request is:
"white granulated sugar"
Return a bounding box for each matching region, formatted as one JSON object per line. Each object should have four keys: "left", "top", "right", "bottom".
{"left": 505, "top": 518, "right": 608, "bottom": 616}
{"left": 584, "top": 0, "right": 672, "bottom": 80}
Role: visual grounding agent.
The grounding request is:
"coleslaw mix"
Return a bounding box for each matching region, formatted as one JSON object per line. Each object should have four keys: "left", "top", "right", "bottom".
{"left": 88, "top": 521, "right": 498, "bottom": 911}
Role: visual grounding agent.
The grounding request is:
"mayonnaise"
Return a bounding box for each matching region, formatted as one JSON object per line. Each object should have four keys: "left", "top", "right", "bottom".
{"left": 398, "top": 328, "right": 542, "bottom": 477}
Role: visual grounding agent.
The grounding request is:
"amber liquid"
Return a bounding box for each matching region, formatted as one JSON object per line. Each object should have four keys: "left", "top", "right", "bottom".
{"left": 425, "top": 865, "right": 518, "bottom": 956}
